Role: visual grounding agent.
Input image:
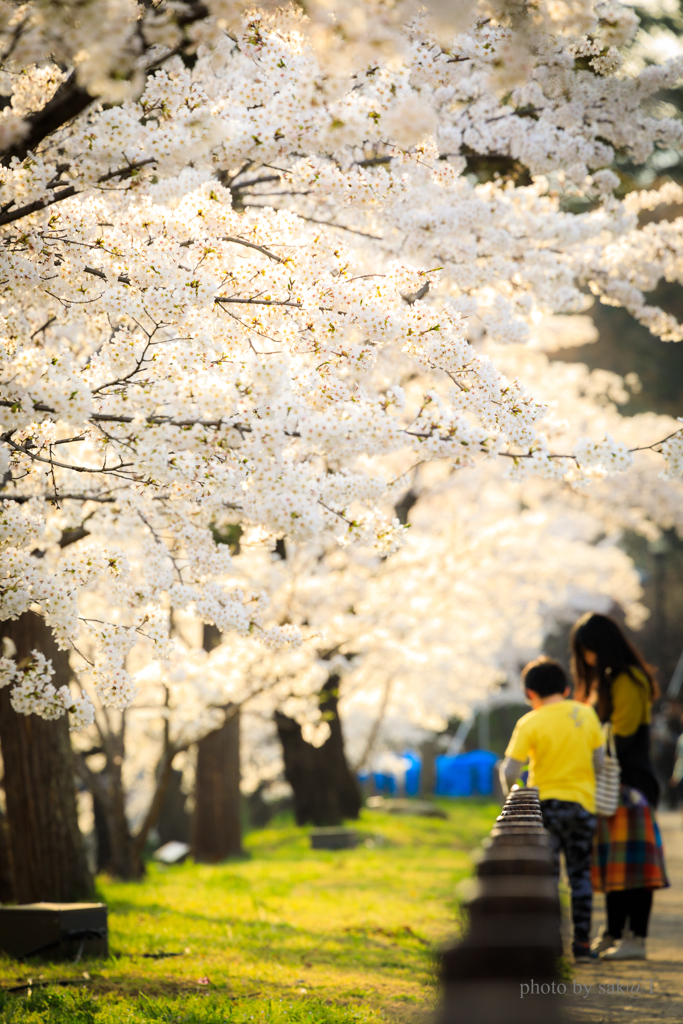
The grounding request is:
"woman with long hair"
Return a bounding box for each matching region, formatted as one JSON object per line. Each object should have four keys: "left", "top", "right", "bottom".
{"left": 570, "top": 612, "right": 668, "bottom": 960}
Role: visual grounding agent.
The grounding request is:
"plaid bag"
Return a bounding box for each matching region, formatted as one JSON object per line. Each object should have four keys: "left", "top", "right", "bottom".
{"left": 592, "top": 785, "right": 669, "bottom": 893}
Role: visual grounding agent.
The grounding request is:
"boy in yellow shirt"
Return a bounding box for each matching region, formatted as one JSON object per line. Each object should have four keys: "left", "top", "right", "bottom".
{"left": 500, "top": 657, "right": 605, "bottom": 962}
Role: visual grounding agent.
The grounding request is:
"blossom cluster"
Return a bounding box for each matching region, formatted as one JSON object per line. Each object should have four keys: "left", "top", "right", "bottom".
{"left": 661, "top": 427, "right": 683, "bottom": 480}
{"left": 0, "top": 649, "right": 93, "bottom": 728}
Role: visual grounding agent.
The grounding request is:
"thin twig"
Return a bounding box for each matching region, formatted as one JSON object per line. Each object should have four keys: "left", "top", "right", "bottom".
{"left": 214, "top": 296, "right": 302, "bottom": 308}
{"left": 243, "top": 207, "right": 384, "bottom": 241}
{"left": 222, "top": 235, "right": 284, "bottom": 263}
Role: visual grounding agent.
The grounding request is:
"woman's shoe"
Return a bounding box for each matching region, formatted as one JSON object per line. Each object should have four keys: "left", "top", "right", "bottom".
{"left": 599, "top": 934, "right": 646, "bottom": 960}
{"left": 590, "top": 929, "right": 615, "bottom": 955}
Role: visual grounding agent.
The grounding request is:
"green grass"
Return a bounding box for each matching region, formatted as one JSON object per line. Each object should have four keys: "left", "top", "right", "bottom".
{"left": 0, "top": 800, "right": 499, "bottom": 1023}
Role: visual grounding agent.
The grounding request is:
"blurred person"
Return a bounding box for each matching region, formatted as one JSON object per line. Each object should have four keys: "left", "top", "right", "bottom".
{"left": 652, "top": 701, "right": 682, "bottom": 809}
{"left": 500, "top": 657, "right": 605, "bottom": 962}
{"left": 669, "top": 714, "right": 683, "bottom": 806}
{"left": 571, "top": 613, "right": 669, "bottom": 961}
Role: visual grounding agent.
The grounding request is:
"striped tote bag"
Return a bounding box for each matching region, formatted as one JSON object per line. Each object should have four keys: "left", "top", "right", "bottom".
{"left": 595, "top": 726, "right": 620, "bottom": 818}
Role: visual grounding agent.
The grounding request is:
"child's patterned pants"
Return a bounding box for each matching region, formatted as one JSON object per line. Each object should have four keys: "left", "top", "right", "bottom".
{"left": 540, "top": 799, "right": 597, "bottom": 948}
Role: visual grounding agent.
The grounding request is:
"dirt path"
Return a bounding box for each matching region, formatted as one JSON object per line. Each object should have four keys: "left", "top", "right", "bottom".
{"left": 568, "top": 809, "right": 683, "bottom": 1023}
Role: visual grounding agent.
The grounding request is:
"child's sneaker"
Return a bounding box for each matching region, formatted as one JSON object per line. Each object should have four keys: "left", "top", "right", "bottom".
{"left": 572, "top": 942, "right": 597, "bottom": 962}
{"left": 590, "top": 928, "right": 615, "bottom": 955}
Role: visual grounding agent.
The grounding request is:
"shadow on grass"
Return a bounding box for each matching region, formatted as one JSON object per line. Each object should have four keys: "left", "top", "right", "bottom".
{"left": 103, "top": 912, "right": 436, "bottom": 970}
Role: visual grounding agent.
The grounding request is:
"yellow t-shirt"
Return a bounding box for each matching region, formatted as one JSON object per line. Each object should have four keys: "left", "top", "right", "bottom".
{"left": 505, "top": 700, "right": 604, "bottom": 813}
{"left": 611, "top": 669, "right": 651, "bottom": 736}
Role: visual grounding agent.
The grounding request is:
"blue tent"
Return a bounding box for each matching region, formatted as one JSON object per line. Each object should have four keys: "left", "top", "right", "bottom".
{"left": 434, "top": 750, "right": 498, "bottom": 797}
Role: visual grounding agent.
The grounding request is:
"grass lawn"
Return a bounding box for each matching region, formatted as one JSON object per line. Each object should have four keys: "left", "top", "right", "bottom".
{"left": 0, "top": 800, "right": 499, "bottom": 1023}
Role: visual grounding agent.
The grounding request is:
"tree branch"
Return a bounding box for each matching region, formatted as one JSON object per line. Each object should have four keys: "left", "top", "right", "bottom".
{"left": 4, "top": 436, "right": 134, "bottom": 475}
{"left": 58, "top": 510, "right": 97, "bottom": 548}
{"left": 1, "top": 72, "right": 92, "bottom": 167}
{"left": 0, "top": 159, "right": 156, "bottom": 227}
{"left": 215, "top": 296, "right": 302, "bottom": 308}
{"left": 0, "top": 2, "right": 212, "bottom": 166}
{"left": 223, "top": 236, "right": 284, "bottom": 263}
{"left": 0, "top": 492, "right": 117, "bottom": 503}
{"left": 247, "top": 208, "right": 384, "bottom": 241}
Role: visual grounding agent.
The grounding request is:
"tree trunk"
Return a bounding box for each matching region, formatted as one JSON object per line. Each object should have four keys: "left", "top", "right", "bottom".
{"left": 92, "top": 792, "right": 112, "bottom": 874}
{"left": 420, "top": 740, "right": 437, "bottom": 797}
{"left": 76, "top": 706, "right": 182, "bottom": 881}
{"left": 0, "top": 612, "right": 92, "bottom": 903}
{"left": 275, "top": 673, "right": 361, "bottom": 827}
{"left": 157, "top": 768, "right": 190, "bottom": 845}
{"left": 105, "top": 764, "right": 143, "bottom": 880}
{"left": 79, "top": 753, "right": 174, "bottom": 881}
{"left": 192, "top": 707, "right": 243, "bottom": 861}
{"left": 75, "top": 743, "right": 144, "bottom": 881}
{"left": 0, "top": 810, "right": 15, "bottom": 902}
{"left": 191, "top": 623, "right": 243, "bottom": 862}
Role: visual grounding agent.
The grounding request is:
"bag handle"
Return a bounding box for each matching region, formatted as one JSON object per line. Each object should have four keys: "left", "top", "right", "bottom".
{"left": 606, "top": 723, "right": 617, "bottom": 759}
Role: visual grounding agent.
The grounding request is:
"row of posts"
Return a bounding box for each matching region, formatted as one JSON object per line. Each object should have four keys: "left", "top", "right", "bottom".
{"left": 439, "top": 785, "right": 567, "bottom": 1024}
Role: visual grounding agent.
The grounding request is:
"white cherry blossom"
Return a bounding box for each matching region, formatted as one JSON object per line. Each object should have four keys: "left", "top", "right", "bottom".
{"left": 0, "top": 0, "right": 681, "bottom": 723}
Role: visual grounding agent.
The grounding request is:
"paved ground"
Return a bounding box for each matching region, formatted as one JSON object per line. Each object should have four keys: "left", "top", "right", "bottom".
{"left": 568, "top": 810, "right": 683, "bottom": 1023}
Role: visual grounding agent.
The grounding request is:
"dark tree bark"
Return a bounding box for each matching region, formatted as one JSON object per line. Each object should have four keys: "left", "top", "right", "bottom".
{"left": 192, "top": 707, "right": 243, "bottom": 861}
{"left": 1, "top": 72, "right": 91, "bottom": 166}
{"left": 104, "top": 730, "right": 146, "bottom": 880}
{"left": 394, "top": 488, "right": 418, "bottom": 526}
{"left": 0, "top": 810, "right": 15, "bottom": 902}
{"left": 0, "top": 612, "right": 92, "bottom": 903}
{"left": 420, "top": 740, "right": 437, "bottom": 797}
{"left": 92, "top": 792, "right": 112, "bottom": 874}
{"left": 78, "top": 713, "right": 144, "bottom": 881}
{"left": 247, "top": 781, "right": 293, "bottom": 829}
{"left": 275, "top": 673, "right": 361, "bottom": 827}
{"left": 191, "top": 623, "right": 243, "bottom": 862}
{"left": 157, "top": 768, "right": 190, "bottom": 845}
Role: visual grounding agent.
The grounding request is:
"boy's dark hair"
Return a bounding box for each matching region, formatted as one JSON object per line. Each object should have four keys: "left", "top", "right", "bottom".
{"left": 522, "top": 657, "right": 567, "bottom": 698}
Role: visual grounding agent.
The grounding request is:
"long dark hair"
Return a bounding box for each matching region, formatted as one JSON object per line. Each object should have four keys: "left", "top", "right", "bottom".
{"left": 570, "top": 612, "right": 657, "bottom": 722}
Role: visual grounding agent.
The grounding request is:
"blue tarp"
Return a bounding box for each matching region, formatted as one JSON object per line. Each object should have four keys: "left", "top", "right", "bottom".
{"left": 435, "top": 750, "right": 498, "bottom": 796}
{"left": 360, "top": 749, "right": 498, "bottom": 797}
{"left": 404, "top": 752, "right": 421, "bottom": 796}
{"left": 371, "top": 772, "right": 397, "bottom": 795}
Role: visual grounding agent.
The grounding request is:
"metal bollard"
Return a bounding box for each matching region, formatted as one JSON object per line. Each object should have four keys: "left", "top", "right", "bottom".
{"left": 438, "top": 787, "right": 567, "bottom": 1024}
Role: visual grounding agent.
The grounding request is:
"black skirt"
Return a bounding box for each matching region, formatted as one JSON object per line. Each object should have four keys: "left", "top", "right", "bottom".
{"left": 615, "top": 723, "right": 660, "bottom": 808}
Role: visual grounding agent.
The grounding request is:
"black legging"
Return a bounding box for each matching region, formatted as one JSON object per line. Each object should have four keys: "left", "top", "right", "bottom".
{"left": 606, "top": 888, "right": 653, "bottom": 938}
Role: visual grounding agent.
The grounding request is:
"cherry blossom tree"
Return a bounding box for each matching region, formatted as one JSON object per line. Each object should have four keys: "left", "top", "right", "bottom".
{"left": 97, "top": 450, "right": 646, "bottom": 841}
{"left": 0, "top": 0, "right": 682, "bottom": 738}
{"left": 70, "top": 323, "right": 682, "bottom": 858}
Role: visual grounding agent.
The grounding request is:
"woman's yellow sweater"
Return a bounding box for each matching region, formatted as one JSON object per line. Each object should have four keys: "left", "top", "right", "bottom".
{"left": 611, "top": 668, "right": 651, "bottom": 737}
